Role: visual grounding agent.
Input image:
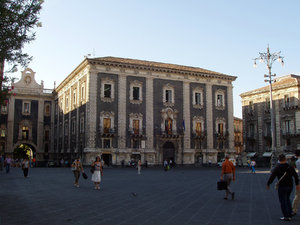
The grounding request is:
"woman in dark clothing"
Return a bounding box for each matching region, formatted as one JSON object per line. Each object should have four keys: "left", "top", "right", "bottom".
{"left": 266, "top": 154, "right": 299, "bottom": 221}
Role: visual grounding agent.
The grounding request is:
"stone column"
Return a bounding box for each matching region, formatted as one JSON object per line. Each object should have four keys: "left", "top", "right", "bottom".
{"left": 6, "top": 98, "right": 15, "bottom": 153}
{"left": 257, "top": 101, "right": 263, "bottom": 154}
{"left": 85, "top": 70, "right": 98, "bottom": 150}
{"left": 206, "top": 83, "right": 213, "bottom": 150}
{"left": 227, "top": 85, "right": 235, "bottom": 151}
{"left": 146, "top": 77, "right": 154, "bottom": 150}
{"left": 183, "top": 81, "right": 191, "bottom": 163}
{"left": 68, "top": 90, "right": 71, "bottom": 153}
{"left": 50, "top": 99, "right": 55, "bottom": 154}
{"left": 118, "top": 75, "right": 127, "bottom": 149}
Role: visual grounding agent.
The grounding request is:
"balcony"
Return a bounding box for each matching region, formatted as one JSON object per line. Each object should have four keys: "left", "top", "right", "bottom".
{"left": 215, "top": 132, "right": 228, "bottom": 140}
{"left": 128, "top": 128, "right": 145, "bottom": 138}
{"left": 282, "top": 130, "right": 299, "bottom": 137}
{"left": 100, "top": 127, "right": 116, "bottom": 137}
{"left": 192, "top": 131, "right": 206, "bottom": 140}
{"left": 283, "top": 104, "right": 298, "bottom": 111}
{"left": 160, "top": 129, "right": 180, "bottom": 138}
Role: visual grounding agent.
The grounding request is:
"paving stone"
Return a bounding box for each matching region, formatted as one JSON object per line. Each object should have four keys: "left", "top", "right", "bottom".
{"left": 0, "top": 167, "right": 299, "bottom": 225}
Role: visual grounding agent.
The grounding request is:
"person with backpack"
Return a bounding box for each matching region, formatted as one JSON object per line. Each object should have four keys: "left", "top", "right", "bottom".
{"left": 292, "top": 151, "right": 300, "bottom": 215}
{"left": 266, "top": 154, "right": 299, "bottom": 221}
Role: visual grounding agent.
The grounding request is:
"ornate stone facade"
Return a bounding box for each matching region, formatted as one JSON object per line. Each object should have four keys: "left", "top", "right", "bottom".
{"left": 1, "top": 57, "right": 237, "bottom": 166}
{"left": 240, "top": 74, "right": 300, "bottom": 160}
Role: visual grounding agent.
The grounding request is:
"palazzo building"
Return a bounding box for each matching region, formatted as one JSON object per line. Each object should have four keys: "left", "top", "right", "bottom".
{"left": 1, "top": 57, "right": 237, "bottom": 166}
{"left": 240, "top": 74, "right": 300, "bottom": 160}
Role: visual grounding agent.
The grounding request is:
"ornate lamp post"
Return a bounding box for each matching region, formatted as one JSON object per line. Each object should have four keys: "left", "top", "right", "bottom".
{"left": 253, "top": 45, "right": 284, "bottom": 169}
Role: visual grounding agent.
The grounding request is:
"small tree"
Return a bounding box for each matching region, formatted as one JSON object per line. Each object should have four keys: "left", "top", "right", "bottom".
{"left": 0, "top": 0, "right": 43, "bottom": 105}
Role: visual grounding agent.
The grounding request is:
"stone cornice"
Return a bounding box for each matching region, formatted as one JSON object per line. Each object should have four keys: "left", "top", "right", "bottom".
{"left": 240, "top": 79, "right": 300, "bottom": 98}
{"left": 55, "top": 59, "right": 90, "bottom": 93}
{"left": 87, "top": 57, "right": 237, "bottom": 81}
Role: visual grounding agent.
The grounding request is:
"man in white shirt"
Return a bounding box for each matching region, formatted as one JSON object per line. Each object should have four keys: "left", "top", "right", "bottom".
{"left": 292, "top": 151, "right": 300, "bottom": 215}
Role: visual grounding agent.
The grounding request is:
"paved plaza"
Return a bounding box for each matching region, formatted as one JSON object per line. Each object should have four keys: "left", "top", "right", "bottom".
{"left": 0, "top": 166, "right": 299, "bottom": 225}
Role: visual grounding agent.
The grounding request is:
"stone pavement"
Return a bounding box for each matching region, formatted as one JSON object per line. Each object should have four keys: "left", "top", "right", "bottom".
{"left": 0, "top": 166, "right": 299, "bottom": 225}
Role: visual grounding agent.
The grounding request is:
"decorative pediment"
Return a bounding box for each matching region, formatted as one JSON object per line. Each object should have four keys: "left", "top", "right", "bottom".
{"left": 13, "top": 68, "right": 43, "bottom": 94}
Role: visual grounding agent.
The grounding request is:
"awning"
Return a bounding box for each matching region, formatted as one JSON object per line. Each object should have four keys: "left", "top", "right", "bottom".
{"left": 286, "top": 154, "right": 295, "bottom": 158}
{"left": 247, "top": 152, "right": 256, "bottom": 157}
{"left": 262, "top": 152, "right": 272, "bottom": 157}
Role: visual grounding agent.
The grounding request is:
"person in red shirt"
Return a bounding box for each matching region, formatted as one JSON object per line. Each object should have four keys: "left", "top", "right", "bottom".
{"left": 220, "top": 155, "right": 236, "bottom": 200}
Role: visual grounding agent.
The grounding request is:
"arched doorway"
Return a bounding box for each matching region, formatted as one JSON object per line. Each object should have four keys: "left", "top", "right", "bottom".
{"left": 163, "top": 141, "right": 175, "bottom": 163}
{"left": 13, "top": 144, "right": 36, "bottom": 166}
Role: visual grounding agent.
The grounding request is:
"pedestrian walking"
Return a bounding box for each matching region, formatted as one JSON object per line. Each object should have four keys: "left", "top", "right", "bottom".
{"left": 91, "top": 156, "right": 103, "bottom": 190}
{"left": 22, "top": 157, "right": 30, "bottom": 178}
{"left": 292, "top": 151, "right": 300, "bottom": 215}
{"left": 5, "top": 155, "right": 12, "bottom": 173}
{"left": 71, "top": 156, "right": 84, "bottom": 188}
{"left": 250, "top": 160, "right": 256, "bottom": 173}
{"left": 220, "top": 155, "right": 235, "bottom": 200}
{"left": 137, "top": 159, "right": 141, "bottom": 175}
{"left": 266, "top": 154, "right": 299, "bottom": 221}
{"left": 163, "top": 159, "right": 168, "bottom": 171}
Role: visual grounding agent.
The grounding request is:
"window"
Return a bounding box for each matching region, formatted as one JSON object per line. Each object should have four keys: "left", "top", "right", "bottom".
{"left": 103, "top": 118, "right": 111, "bottom": 133}
{"left": 285, "top": 120, "right": 291, "bottom": 133}
{"left": 103, "top": 139, "right": 111, "bottom": 148}
{"left": 22, "top": 126, "right": 29, "bottom": 140}
{"left": 104, "top": 84, "right": 111, "bottom": 98}
{"left": 195, "top": 93, "right": 202, "bottom": 105}
{"left": 133, "top": 140, "right": 139, "bottom": 149}
{"left": 65, "top": 96, "right": 69, "bottom": 110}
{"left": 165, "top": 119, "right": 173, "bottom": 135}
{"left": 71, "top": 119, "right": 76, "bottom": 135}
{"left": 73, "top": 91, "right": 77, "bottom": 107}
{"left": 80, "top": 117, "right": 85, "bottom": 133}
{"left": 130, "top": 80, "right": 143, "bottom": 104}
{"left": 45, "top": 104, "right": 50, "bottom": 116}
{"left": 218, "top": 123, "right": 224, "bottom": 135}
{"left": 215, "top": 90, "right": 225, "bottom": 109}
{"left": 64, "top": 122, "right": 69, "bottom": 136}
{"left": 284, "top": 95, "right": 290, "bottom": 107}
{"left": 249, "top": 124, "right": 255, "bottom": 137}
{"left": 1, "top": 105, "right": 7, "bottom": 113}
{"left": 133, "top": 87, "right": 140, "bottom": 100}
{"left": 248, "top": 101, "right": 254, "bottom": 113}
{"left": 45, "top": 130, "right": 49, "bottom": 141}
{"left": 196, "top": 122, "right": 202, "bottom": 136}
{"left": 265, "top": 98, "right": 270, "bottom": 110}
{"left": 133, "top": 120, "right": 139, "bottom": 134}
{"left": 165, "top": 90, "right": 172, "bottom": 103}
{"left": 1, "top": 128, "right": 6, "bottom": 138}
{"left": 81, "top": 84, "right": 85, "bottom": 101}
{"left": 23, "top": 102, "right": 30, "bottom": 114}
{"left": 217, "top": 95, "right": 223, "bottom": 107}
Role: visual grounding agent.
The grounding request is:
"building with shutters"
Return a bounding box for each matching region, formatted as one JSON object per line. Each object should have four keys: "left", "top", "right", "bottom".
{"left": 1, "top": 57, "right": 237, "bottom": 166}
{"left": 240, "top": 74, "right": 300, "bottom": 163}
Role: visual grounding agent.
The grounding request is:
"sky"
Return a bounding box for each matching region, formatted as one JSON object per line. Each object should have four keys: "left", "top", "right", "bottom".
{"left": 15, "top": 0, "right": 300, "bottom": 118}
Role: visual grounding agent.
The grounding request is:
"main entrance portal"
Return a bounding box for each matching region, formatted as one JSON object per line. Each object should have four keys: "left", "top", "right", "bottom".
{"left": 163, "top": 142, "right": 175, "bottom": 163}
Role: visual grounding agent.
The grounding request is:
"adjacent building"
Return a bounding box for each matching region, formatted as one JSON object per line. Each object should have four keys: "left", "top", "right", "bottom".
{"left": 1, "top": 57, "right": 237, "bottom": 166}
{"left": 234, "top": 117, "right": 243, "bottom": 154}
{"left": 240, "top": 74, "right": 300, "bottom": 161}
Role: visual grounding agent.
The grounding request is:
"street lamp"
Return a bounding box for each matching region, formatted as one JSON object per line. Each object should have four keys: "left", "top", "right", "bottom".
{"left": 253, "top": 45, "right": 284, "bottom": 169}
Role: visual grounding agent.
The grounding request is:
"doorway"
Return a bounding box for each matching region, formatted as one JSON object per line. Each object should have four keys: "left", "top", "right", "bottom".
{"left": 163, "top": 141, "right": 175, "bottom": 164}
{"left": 102, "top": 153, "right": 111, "bottom": 167}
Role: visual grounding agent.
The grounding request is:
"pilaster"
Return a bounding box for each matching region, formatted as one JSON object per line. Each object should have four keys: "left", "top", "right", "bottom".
{"left": 206, "top": 83, "right": 213, "bottom": 149}
{"left": 86, "top": 70, "right": 97, "bottom": 149}
{"left": 37, "top": 99, "right": 44, "bottom": 154}
{"left": 146, "top": 77, "right": 154, "bottom": 150}
{"left": 227, "top": 85, "right": 235, "bottom": 151}
{"left": 275, "top": 99, "right": 281, "bottom": 150}
{"left": 183, "top": 81, "right": 191, "bottom": 150}
{"left": 118, "top": 74, "right": 127, "bottom": 149}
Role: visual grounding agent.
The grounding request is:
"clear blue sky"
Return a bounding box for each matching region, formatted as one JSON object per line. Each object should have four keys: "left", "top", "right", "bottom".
{"left": 19, "top": 0, "right": 300, "bottom": 118}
